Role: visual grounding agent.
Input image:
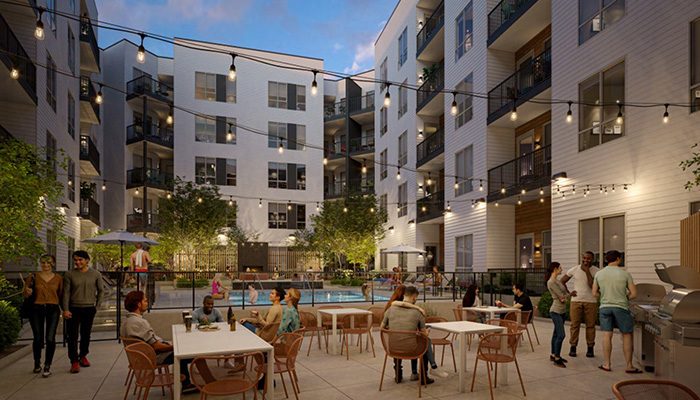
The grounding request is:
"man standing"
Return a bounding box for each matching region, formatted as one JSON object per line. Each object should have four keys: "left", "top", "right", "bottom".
{"left": 561, "top": 251, "right": 599, "bottom": 357}
{"left": 63, "top": 250, "right": 103, "bottom": 373}
{"left": 191, "top": 295, "right": 224, "bottom": 324}
{"left": 592, "top": 250, "right": 641, "bottom": 373}
{"left": 130, "top": 242, "right": 151, "bottom": 293}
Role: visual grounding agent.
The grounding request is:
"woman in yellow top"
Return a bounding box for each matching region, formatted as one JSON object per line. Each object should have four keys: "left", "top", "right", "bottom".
{"left": 23, "top": 254, "right": 63, "bottom": 377}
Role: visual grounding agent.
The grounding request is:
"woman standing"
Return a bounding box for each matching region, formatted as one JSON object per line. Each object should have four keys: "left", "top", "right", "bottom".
{"left": 546, "top": 262, "right": 574, "bottom": 368}
{"left": 278, "top": 288, "right": 301, "bottom": 334}
{"left": 23, "top": 255, "right": 63, "bottom": 377}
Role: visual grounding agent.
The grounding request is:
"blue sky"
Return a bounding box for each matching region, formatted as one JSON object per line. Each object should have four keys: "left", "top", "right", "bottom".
{"left": 97, "top": 0, "right": 396, "bottom": 74}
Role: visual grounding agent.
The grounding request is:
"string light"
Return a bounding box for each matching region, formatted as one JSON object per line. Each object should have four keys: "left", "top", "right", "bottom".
{"left": 35, "top": 7, "right": 45, "bottom": 40}
{"left": 445, "top": 201, "right": 452, "bottom": 213}
{"left": 421, "top": 205, "right": 427, "bottom": 212}
{"left": 95, "top": 85, "right": 103, "bottom": 104}
{"left": 572, "top": 185, "right": 576, "bottom": 195}
{"left": 226, "top": 124, "right": 235, "bottom": 141}
{"left": 426, "top": 173, "right": 432, "bottom": 186}
{"left": 361, "top": 160, "right": 367, "bottom": 174}
{"left": 166, "top": 192, "right": 171, "bottom": 199}
{"left": 479, "top": 180, "right": 483, "bottom": 192}
{"left": 599, "top": 185, "right": 603, "bottom": 194}
{"left": 343, "top": 205, "right": 348, "bottom": 213}
{"left": 370, "top": 207, "right": 375, "bottom": 213}
{"left": 454, "top": 181, "right": 459, "bottom": 190}
{"left": 311, "top": 70, "right": 318, "bottom": 96}
{"left": 323, "top": 157, "right": 328, "bottom": 165}
{"left": 471, "top": 200, "right": 475, "bottom": 209}
{"left": 509, "top": 104, "right": 518, "bottom": 121}
{"left": 228, "top": 196, "right": 234, "bottom": 206}
{"left": 500, "top": 184, "right": 506, "bottom": 194}
{"left": 495, "top": 201, "right": 499, "bottom": 207}
{"left": 135, "top": 188, "right": 140, "bottom": 195}
{"left": 67, "top": 179, "right": 72, "bottom": 186}
{"left": 586, "top": 185, "right": 590, "bottom": 196}
{"left": 520, "top": 188, "right": 526, "bottom": 195}
{"left": 662, "top": 104, "right": 669, "bottom": 123}
{"left": 259, "top": 198, "right": 263, "bottom": 208}
{"left": 228, "top": 53, "right": 237, "bottom": 81}
{"left": 624, "top": 184, "right": 628, "bottom": 192}
{"left": 136, "top": 33, "right": 146, "bottom": 63}
{"left": 540, "top": 197, "right": 544, "bottom": 203}
{"left": 604, "top": 186, "right": 608, "bottom": 195}
{"left": 396, "top": 166, "right": 401, "bottom": 180}
{"left": 278, "top": 140, "right": 284, "bottom": 154}
{"left": 384, "top": 83, "right": 391, "bottom": 107}
{"left": 316, "top": 202, "right": 320, "bottom": 212}
{"left": 566, "top": 101, "right": 573, "bottom": 123}
{"left": 166, "top": 107, "right": 173, "bottom": 125}
{"left": 101, "top": 181, "right": 106, "bottom": 191}
{"left": 197, "top": 197, "right": 203, "bottom": 203}
{"left": 616, "top": 103, "right": 623, "bottom": 125}
{"left": 10, "top": 66, "right": 19, "bottom": 80}
{"left": 450, "top": 91, "right": 458, "bottom": 116}
{"left": 287, "top": 202, "right": 292, "bottom": 210}
{"left": 539, "top": 187, "right": 544, "bottom": 196}
{"left": 517, "top": 196, "right": 522, "bottom": 205}
{"left": 562, "top": 191, "right": 566, "bottom": 200}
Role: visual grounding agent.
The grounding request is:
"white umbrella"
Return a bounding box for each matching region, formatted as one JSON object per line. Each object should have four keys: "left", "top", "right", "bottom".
{"left": 382, "top": 244, "right": 426, "bottom": 254}
{"left": 82, "top": 230, "right": 158, "bottom": 269}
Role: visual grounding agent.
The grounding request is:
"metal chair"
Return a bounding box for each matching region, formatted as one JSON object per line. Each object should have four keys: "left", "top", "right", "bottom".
{"left": 297, "top": 310, "right": 327, "bottom": 356}
{"left": 378, "top": 328, "right": 430, "bottom": 398}
{"left": 505, "top": 310, "right": 535, "bottom": 351}
{"left": 339, "top": 313, "right": 375, "bottom": 360}
{"left": 257, "top": 322, "right": 281, "bottom": 343}
{"left": 124, "top": 343, "right": 176, "bottom": 400}
{"left": 368, "top": 306, "right": 385, "bottom": 329}
{"left": 425, "top": 316, "right": 456, "bottom": 372}
{"left": 612, "top": 379, "right": 700, "bottom": 400}
{"left": 190, "top": 352, "right": 264, "bottom": 400}
{"left": 267, "top": 333, "right": 304, "bottom": 400}
{"left": 530, "top": 305, "right": 541, "bottom": 344}
{"left": 470, "top": 332, "right": 526, "bottom": 400}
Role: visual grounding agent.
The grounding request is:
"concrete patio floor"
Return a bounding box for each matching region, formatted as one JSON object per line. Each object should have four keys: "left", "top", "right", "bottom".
{"left": 0, "top": 319, "right": 650, "bottom": 400}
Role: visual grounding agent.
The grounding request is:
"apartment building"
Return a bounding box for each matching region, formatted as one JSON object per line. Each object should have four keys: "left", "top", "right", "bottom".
{"left": 0, "top": 0, "right": 103, "bottom": 270}
{"left": 375, "top": 0, "right": 700, "bottom": 284}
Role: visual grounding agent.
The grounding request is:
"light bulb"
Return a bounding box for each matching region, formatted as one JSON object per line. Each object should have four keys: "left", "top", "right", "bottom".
{"left": 662, "top": 104, "right": 669, "bottom": 124}
{"left": 166, "top": 113, "right": 173, "bottom": 125}
{"left": 540, "top": 197, "right": 544, "bottom": 203}
{"left": 510, "top": 107, "right": 518, "bottom": 121}
{"left": 343, "top": 206, "right": 348, "bottom": 213}
{"left": 616, "top": 104, "right": 623, "bottom": 125}
{"left": 278, "top": 143, "right": 284, "bottom": 154}
{"left": 565, "top": 101, "right": 573, "bottom": 124}
{"left": 323, "top": 157, "right": 328, "bottom": 165}
{"left": 228, "top": 199, "right": 234, "bottom": 207}
{"left": 500, "top": 187, "right": 506, "bottom": 194}
{"left": 517, "top": 197, "right": 522, "bottom": 205}
{"left": 370, "top": 207, "right": 375, "bottom": 213}
{"left": 361, "top": 163, "right": 367, "bottom": 174}
{"left": 384, "top": 89, "right": 391, "bottom": 107}
{"left": 495, "top": 202, "right": 499, "bottom": 207}
{"left": 136, "top": 33, "right": 146, "bottom": 64}
{"left": 417, "top": 130, "right": 424, "bottom": 140}
{"left": 10, "top": 67, "right": 19, "bottom": 80}
{"left": 539, "top": 188, "right": 544, "bottom": 196}
{"left": 35, "top": 20, "right": 45, "bottom": 40}
{"left": 95, "top": 88, "right": 103, "bottom": 104}
{"left": 258, "top": 199, "right": 263, "bottom": 208}
{"left": 316, "top": 203, "right": 320, "bottom": 212}
{"left": 135, "top": 188, "right": 140, "bottom": 195}
{"left": 197, "top": 197, "right": 203, "bottom": 203}
{"left": 446, "top": 202, "right": 452, "bottom": 213}
{"left": 311, "top": 70, "right": 318, "bottom": 96}
{"left": 521, "top": 188, "right": 526, "bottom": 195}
{"left": 396, "top": 170, "right": 401, "bottom": 180}
{"left": 101, "top": 182, "right": 106, "bottom": 191}
{"left": 228, "top": 53, "right": 237, "bottom": 81}
{"left": 287, "top": 203, "right": 292, "bottom": 210}
{"left": 454, "top": 182, "right": 459, "bottom": 190}
{"left": 479, "top": 181, "right": 483, "bottom": 192}
{"left": 450, "top": 92, "right": 458, "bottom": 116}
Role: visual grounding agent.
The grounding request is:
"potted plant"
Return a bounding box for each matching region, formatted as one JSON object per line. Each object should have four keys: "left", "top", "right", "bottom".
{"left": 80, "top": 181, "right": 95, "bottom": 200}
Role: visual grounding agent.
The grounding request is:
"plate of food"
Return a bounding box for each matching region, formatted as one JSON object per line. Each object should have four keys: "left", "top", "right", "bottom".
{"left": 197, "top": 324, "right": 220, "bottom": 331}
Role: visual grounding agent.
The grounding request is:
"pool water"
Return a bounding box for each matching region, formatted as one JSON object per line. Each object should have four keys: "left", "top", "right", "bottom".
{"left": 228, "top": 289, "right": 390, "bottom": 305}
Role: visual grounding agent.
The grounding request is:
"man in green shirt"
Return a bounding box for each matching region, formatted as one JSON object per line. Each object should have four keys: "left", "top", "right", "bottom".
{"left": 592, "top": 250, "right": 640, "bottom": 373}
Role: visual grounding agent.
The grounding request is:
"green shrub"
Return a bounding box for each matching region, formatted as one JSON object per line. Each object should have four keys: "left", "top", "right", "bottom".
{"left": 0, "top": 301, "right": 20, "bottom": 351}
{"left": 330, "top": 277, "right": 364, "bottom": 286}
{"left": 0, "top": 274, "right": 22, "bottom": 310}
{"left": 175, "top": 277, "right": 210, "bottom": 288}
{"left": 538, "top": 291, "right": 553, "bottom": 318}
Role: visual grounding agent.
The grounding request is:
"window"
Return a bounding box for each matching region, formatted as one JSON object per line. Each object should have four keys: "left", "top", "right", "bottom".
{"left": 380, "top": 149, "right": 388, "bottom": 180}
{"left": 691, "top": 18, "right": 700, "bottom": 113}
{"left": 226, "top": 79, "right": 237, "bottom": 103}
{"left": 455, "top": 235, "right": 473, "bottom": 272}
{"left": 67, "top": 237, "right": 75, "bottom": 267}
{"left": 296, "top": 205, "right": 306, "bottom": 229}
{"left": 455, "top": 2, "right": 473, "bottom": 61}
{"left": 194, "top": 72, "right": 235, "bottom": 103}
{"left": 579, "top": 0, "right": 625, "bottom": 45}
{"left": 690, "top": 201, "right": 700, "bottom": 215}
{"left": 398, "top": 27, "right": 408, "bottom": 68}
{"left": 67, "top": 93, "right": 75, "bottom": 138}
{"left": 296, "top": 85, "right": 306, "bottom": 111}
{"left": 195, "top": 116, "right": 216, "bottom": 143}
{"left": 268, "top": 203, "right": 288, "bottom": 229}
{"left": 268, "top": 122, "right": 287, "bottom": 149}
{"left": 67, "top": 158, "right": 75, "bottom": 202}
{"left": 195, "top": 157, "right": 216, "bottom": 184}
{"left": 225, "top": 159, "right": 236, "bottom": 186}
{"left": 268, "top": 81, "right": 287, "bottom": 108}
{"left": 68, "top": 28, "right": 76, "bottom": 74}
{"left": 46, "top": 53, "right": 57, "bottom": 111}
{"left": 579, "top": 62, "right": 625, "bottom": 151}
{"left": 46, "top": 131, "right": 56, "bottom": 175}
{"left": 69, "top": 0, "right": 75, "bottom": 12}
{"left": 47, "top": 0, "right": 56, "bottom": 33}
{"left": 46, "top": 229, "right": 56, "bottom": 258}
{"left": 380, "top": 58, "right": 388, "bottom": 91}
{"left": 380, "top": 107, "right": 388, "bottom": 136}
{"left": 455, "top": 146, "right": 473, "bottom": 196}
{"left": 397, "top": 182, "right": 407, "bottom": 217}
{"left": 269, "top": 162, "right": 307, "bottom": 190}
{"left": 579, "top": 215, "right": 625, "bottom": 267}
{"left": 398, "top": 80, "right": 408, "bottom": 118}
{"left": 455, "top": 74, "right": 473, "bottom": 129}
{"left": 296, "top": 165, "right": 306, "bottom": 190}
{"left": 398, "top": 131, "right": 408, "bottom": 166}
{"left": 380, "top": 194, "right": 388, "bottom": 222}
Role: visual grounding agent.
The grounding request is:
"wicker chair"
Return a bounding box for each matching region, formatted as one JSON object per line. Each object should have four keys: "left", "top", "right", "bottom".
{"left": 378, "top": 328, "right": 430, "bottom": 398}
{"left": 297, "top": 310, "right": 327, "bottom": 356}
{"left": 257, "top": 322, "right": 281, "bottom": 343}
{"left": 505, "top": 310, "right": 535, "bottom": 351}
{"left": 266, "top": 333, "right": 304, "bottom": 400}
{"left": 612, "top": 379, "right": 700, "bottom": 400}
{"left": 425, "top": 316, "right": 457, "bottom": 372}
{"left": 339, "top": 313, "right": 375, "bottom": 360}
{"left": 124, "top": 343, "right": 176, "bottom": 400}
{"left": 190, "top": 352, "right": 265, "bottom": 400}
{"left": 470, "top": 332, "right": 526, "bottom": 400}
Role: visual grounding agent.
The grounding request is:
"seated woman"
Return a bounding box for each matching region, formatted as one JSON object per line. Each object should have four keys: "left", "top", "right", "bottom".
{"left": 278, "top": 288, "right": 301, "bottom": 335}
{"left": 211, "top": 273, "right": 229, "bottom": 300}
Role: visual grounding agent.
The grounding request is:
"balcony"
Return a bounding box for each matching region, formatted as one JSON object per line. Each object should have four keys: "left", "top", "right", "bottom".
{"left": 126, "top": 124, "right": 174, "bottom": 149}
{"left": 0, "top": 13, "right": 37, "bottom": 104}
{"left": 127, "top": 212, "right": 160, "bottom": 233}
{"left": 79, "top": 135, "right": 100, "bottom": 176}
{"left": 79, "top": 197, "right": 100, "bottom": 226}
{"left": 348, "top": 92, "right": 374, "bottom": 114}
{"left": 349, "top": 136, "right": 374, "bottom": 155}
{"left": 127, "top": 75, "right": 173, "bottom": 104}
{"left": 79, "top": 17, "right": 100, "bottom": 72}
{"left": 417, "top": 190, "right": 444, "bottom": 223}
{"left": 416, "top": 61, "right": 444, "bottom": 115}
{"left": 416, "top": 128, "right": 444, "bottom": 168}
{"left": 80, "top": 76, "right": 100, "bottom": 124}
{"left": 126, "top": 168, "right": 174, "bottom": 191}
{"left": 487, "top": 47, "right": 551, "bottom": 125}
{"left": 487, "top": 145, "right": 551, "bottom": 202}
{"left": 324, "top": 99, "right": 345, "bottom": 121}
{"left": 416, "top": 1, "right": 445, "bottom": 62}
{"left": 487, "top": 0, "right": 551, "bottom": 51}
{"left": 324, "top": 178, "right": 374, "bottom": 199}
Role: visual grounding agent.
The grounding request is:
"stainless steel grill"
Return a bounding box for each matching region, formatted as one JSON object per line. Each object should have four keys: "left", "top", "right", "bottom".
{"left": 630, "top": 283, "right": 666, "bottom": 371}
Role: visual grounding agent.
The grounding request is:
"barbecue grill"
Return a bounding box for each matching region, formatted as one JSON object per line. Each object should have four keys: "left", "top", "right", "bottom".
{"left": 630, "top": 283, "right": 666, "bottom": 372}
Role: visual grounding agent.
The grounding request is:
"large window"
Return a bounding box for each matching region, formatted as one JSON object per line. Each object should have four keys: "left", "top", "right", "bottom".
{"left": 68, "top": 27, "right": 75, "bottom": 74}
{"left": 225, "top": 159, "right": 236, "bottom": 186}
{"left": 397, "top": 182, "right": 407, "bottom": 217}
{"left": 380, "top": 149, "right": 388, "bottom": 180}
{"left": 268, "top": 203, "right": 305, "bottom": 229}
{"left": 380, "top": 194, "right": 388, "bottom": 222}
{"left": 268, "top": 122, "right": 306, "bottom": 151}
{"left": 398, "top": 80, "right": 408, "bottom": 118}
{"left": 46, "top": 53, "right": 56, "bottom": 111}
{"left": 267, "top": 162, "right": 306, "bottom": 190}
{"left": 380, "top": 106, "right": 388, "bottom": 136}
{"left": 398, "top": 131, "right": 408, "bottom": 166}
{"left": 268, "top": 82, "right": 305, "bottom": 110}
{"left": 579, "top": 61, "right": 625, "bottom": 151}
{"left": 67, "top": 93, "right": 75, "bottom": 138}
{"left": 691, "top": 201, "right": 700, "bottom": 215}
{"left": 380, "top": 58, "right": 388, "bottom": 91}
{"left": 578, "top": 0, "right": 625, "bottom": 45}
{"left": 455, "top": 146, "right": 473, "bottom": 196}
{"left": 455, "top": 2, "right": 473, "bottom": 61}
{"left": 46, "top": 229, "right": 56, "bottom": 258}
{"left": 195, "top": 157, "right": 216, "bottom": 184}
{"left": 67, "top": 158, "right": 75, "bottom": 202}
{"left": 579, "top": 215, "right": 625, "bottom": 267}
{"left": 195, "top": 116, "right": 216, "bottom": 143}
{"left": 194, "top": 72, "right": 235, "bottom": 103}
{"left": 691, "top": 18, "right": 700, "bottom": 113}
{"left": 456, "top": 234, "right": 473, "bottom": 272}
{"left": 455, "top": 73, "right": 473, "bottom": 129}
{"left": 46, "top": 131, "right": 56, "bottom": 175}
{"left": 398, "top": 27, "right": 408, "bottom": 68}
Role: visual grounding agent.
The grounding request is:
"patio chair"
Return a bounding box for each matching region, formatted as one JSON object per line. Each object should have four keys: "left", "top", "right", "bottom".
{"left": 530, "top": 305, "right": 541, "bottom": 344}
{"left": 470, "top": 332, "right": 526, "bottom": 400}
{"left": 378, "top": 328, "right": 430, "bottom": 398}
{"left": 368, "top": 306, "right": 385, "bottom": 329}
{"left": 318, "top": 305, "right": 345, "bottom": 347}
{"left": 124, "top": 343, "right": 176, "bottom": 400}
{"left": 297, "top": 310, "right": 327, "bottom": 356}
{"left": 612, "top": 379, "right": 700, "bottom": 400}
{"left": 504, "top": 310, "right": 535, "bottom": 351}
{"left": 425, "top": 316, "right": 457, "bottom": 372}
{"left": 265, "top": 333, "right": 304, "bottom": 400}
{"left": 122, "top": 338, "right": 172, "bottom": 398}
{"left": 257, "top": 322, "right": 281, "bottom": 343}
{"left": 340, "top": 313, "right": 376, "bottom": 360}
{"left": 486, "top": 318, "right": 519, "bottom": 335}
{"left": 190, "top": 352, "right": 264, "bottom": 400}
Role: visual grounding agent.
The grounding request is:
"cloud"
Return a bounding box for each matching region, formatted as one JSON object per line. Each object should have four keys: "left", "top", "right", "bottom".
{"left": 333, "top": 42, "right": 343, "bottom": 51}
{"left": 343, "top": 27, "right": 381, "bottom": 74}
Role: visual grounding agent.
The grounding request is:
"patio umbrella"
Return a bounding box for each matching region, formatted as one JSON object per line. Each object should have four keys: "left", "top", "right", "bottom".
{"left": 382, "top": 244, "right": 426, "bottom": 272}
{"left": 82, "top": 230, "right": 158, "bottom": 270}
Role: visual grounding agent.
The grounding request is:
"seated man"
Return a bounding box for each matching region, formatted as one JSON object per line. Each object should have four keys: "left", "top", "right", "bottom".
{"left": 191, "top": 295, "right": 224, "bottom": 324}
{"left": 496, "top": 282, "right": 533, "bottom": 322}
{"left": 239, "top": 286, "right": 285, "bottom": 335}
{"left": 121, "top": 291, "right": 192, "bottom": 388}
{"left": 381, "top": 286, "right": 433, "bottom": 385}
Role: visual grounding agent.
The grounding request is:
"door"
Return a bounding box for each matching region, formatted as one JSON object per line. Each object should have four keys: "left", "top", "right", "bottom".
{"left": 541, "top": 230, "right": 552, "bottom": 269}
{"left": 517, "top": 51, "right": 533, "bottom": 93}
{"left": 516, "top": 131, "right": 535, "bottom": 177}
{"left": 424, "top": 244, "right": 438, "bottom": 270}
{"left": 516, "top": 234, "right": 534, "bottom": 269}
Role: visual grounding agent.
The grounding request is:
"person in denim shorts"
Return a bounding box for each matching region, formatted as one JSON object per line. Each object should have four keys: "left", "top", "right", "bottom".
{"left": 592, "top": 250, "right": 641, "bottom": 373}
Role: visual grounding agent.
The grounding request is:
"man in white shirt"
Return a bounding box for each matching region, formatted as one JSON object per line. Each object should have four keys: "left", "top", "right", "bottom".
{"left": 561, "top": 251, "right": 599, "bottom": 358}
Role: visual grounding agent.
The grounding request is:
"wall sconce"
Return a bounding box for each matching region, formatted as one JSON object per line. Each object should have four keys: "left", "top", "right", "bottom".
{"left": 389, "top": 226, "right": 395, "bottom": 234}
{"left": 552, "top": 172, "right": 568, "bottom": 182}
{"left": 418, "top": 184, "right": 424, "bottom": 192}
{"left": 534, "top": 243, "right": 541, "bottom": 254}
{"left": 408, "top": 219, "right": 415, "bottom": 226}
{"left": 477, "top": 197, "right": 486, "bottom": 206}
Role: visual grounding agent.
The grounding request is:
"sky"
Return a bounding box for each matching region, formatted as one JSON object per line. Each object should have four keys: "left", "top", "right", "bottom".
{"left": 96, "top": 0, "right": 396, "bottom": 75}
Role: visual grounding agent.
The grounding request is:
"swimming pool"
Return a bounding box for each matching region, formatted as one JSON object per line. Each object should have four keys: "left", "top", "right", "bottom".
{"left": 229, "top": 289, "right": 390, "bottom": 305}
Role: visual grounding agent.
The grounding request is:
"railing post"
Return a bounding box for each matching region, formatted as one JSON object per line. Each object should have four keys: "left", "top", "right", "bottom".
{"left": 116, "top": 271, "right": 122, "bottom": 342}
{"left": 191, "top": 272, "right": 195, "bottom": 310}
{"left": 311, "top": 273, "right": 315, "bottom": 307}
{"left": 242, "top": 279, "right": 246, "bottom": 310}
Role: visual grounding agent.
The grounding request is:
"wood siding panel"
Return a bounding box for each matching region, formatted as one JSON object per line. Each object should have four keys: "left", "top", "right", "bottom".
{"left": 515, "top": 25, "right": 552, "bottom": 62}
{"left": 515, "top": 197, "right": 551, "bottom": 268}
{"left": 680, "top": 213, "right": 700, "bottom": 273}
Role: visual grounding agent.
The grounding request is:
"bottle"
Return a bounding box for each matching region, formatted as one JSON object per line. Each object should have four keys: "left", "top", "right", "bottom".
{"left": 227, "top": 306, "right": 233, "bottom": 322}
{"left": 228, "top": 306, "right": 236, "bottom": 331}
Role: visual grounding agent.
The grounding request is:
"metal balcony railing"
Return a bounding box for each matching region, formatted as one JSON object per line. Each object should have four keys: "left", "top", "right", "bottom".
{"left": 487, "top": 47, "right": 551, "bottom": 121}
{"left": 127, "top": 75, "right": 173, "bottom": 102}
{"left": 348, "top": 92, "right": 375, "bottom": 114}
{"left": 416, "top": 128, "right": 444, "bottom": 167}
{"left": 349, "top": 136, "right": 375, "bottom": 154}
{"left": 487, "top": 145, "right": 551, "bottom": 200}
{"left": 79, "top": 135, "right": 100, "bottom": 173}
{"left": 417, "top": 190, "right": 444, "bottom": 223}
{"left": 127, "top": 212, "right": 160, "bottom": 232}
{"left": 0, "top": 13, "right": 37, "bottom": 102}
{"left": 79, "top": 197, "right": 100, "bottom": 225}
{"left": 324, "top": 100, "right": 346, "bottom": 120}
{"left": 126, "top": 168, "right": 174, "bottom": 190}
{"left": 416, "top": 1, "right": 445, "bottom": 57}
{"left": 79, "top": 17, "right": 100, "bottom": 67}
{"left": 488, "top": 0, "right": 537, "bottom": 42}
{"left": 126, "top": 124, "right": 174, "bottom": 148}
{"left": 416, "top": 61, "right": 444, "bottom": 112}
{"left": 80, "top": 76, "right": 100, "bottom": 120}
{"left": 324, "top": 178, "right": 374, "bottom": 199}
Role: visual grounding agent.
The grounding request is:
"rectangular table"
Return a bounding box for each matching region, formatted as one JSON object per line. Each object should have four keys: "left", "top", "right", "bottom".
{"left": 463, "top": 306, "right": 521, "bottom": 324}
{"left": 172, "top": 322, "right": 274, "bottom": 400}
{"left": 426, "top": 321, "right": 506, "bottom": 393}
{"left": 317, "top": 308, "right": 372, "bottom": 355}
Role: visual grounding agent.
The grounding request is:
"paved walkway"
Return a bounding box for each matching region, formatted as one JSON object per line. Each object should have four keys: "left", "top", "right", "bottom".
{"left": 0, "top": 319, "right": 649, "bottom": 400}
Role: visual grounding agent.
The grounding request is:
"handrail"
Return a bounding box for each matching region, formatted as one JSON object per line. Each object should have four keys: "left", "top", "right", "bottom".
{"left": 417, "top": 190, "right": 444, "bottom": 222}
{"left": 416, "top": 128, "right": 444, "bottom": 167}
{"left": 79, "top": 76, "right": 101, "bottom": 120}
{"left": 0, "top": 13, "right": 37, "bottom": 101}
{"left": 416, "top": 1, "right": 445, "bottom": 56}
{"left": 127, "top": 212, "right": 160, "bottom": 232}
{"left": 417, "top": 61, "right": 445, "bottom": 112}
{"left": 126, "top": 75, "right": 173, "bottom": 102}
{"left": 79, "top": 16, "right": 100, "bottom": 67}
{"left": 487, "top": 145, "right": 551, "bottom": 198}
{"left": 324, "top": 99, "right": 345, "bottom": 119}
{"left": 487, "top": 47, "right": 551, "bottom": 117}
{"left": 79, "top": 135, "right": 100, "bottom": 173}
{"left": 349, "top": 136, "right": 375, "bottom": 153}
{"left": 79, "top": 197, "right": 100, "bottom": 225}
{"left": 126, "top": 167, "right": 174, "bottom": 189}
{"left": 488, "top": 0, "right": 530, "bottom": 38}
{"left": 126, "top": 124, "right": 174, "bottom": 148}
{"left": 348, "top": 92, "right": 375, "bottom": 113}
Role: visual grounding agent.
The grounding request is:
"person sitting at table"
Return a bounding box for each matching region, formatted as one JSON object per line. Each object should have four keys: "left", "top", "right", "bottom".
{"left": 211, "top": 273, "right": 228, "bottom": 300}
{"left": 239, "top": 287, "right": 285, "bottom": 333}
{"left": 121, "top": 291, "right": 193, "bottom": 390}
{"left": 191, "top": 295, "right": 224, "bottom": 324}
{"left": 385, "top": 285, "right": 406, "bottom": 311}
{"left": 278, "top": 288, "right": 301, "bottom": 335}
{"left": 462, "top": 284, "right": 481, "bottom": 307}
{"left": 495, "top": 282, "right": 533, "bottom": 322}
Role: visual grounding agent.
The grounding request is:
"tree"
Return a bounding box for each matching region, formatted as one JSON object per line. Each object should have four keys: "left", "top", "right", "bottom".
{"left": 680, "top": 143, "right": 700, "bottom": 190}
{"left": 84, "top": 230, "right": 126, "bottom": 270}
{"left": 0, "top": 139, "right": 66, "bottom": 266}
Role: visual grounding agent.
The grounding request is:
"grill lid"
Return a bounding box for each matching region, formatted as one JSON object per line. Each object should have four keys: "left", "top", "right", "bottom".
{"left": 658, "top": 289, "right": 700, "bottom": 323}
{"left": 654, "top": 263, "right": 700, "bottom": 289}
{"left": 631, "top": 283, "right": 667, "bottom": 305}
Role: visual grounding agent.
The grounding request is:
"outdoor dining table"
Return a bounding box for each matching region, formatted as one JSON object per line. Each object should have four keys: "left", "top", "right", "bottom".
{"left": 426, "top": 321, "right": 507, "bottom": 393}
{"left": 317, "top": 308, "right": 372, "bottom": 355}
{"left": 463, "top": 306, "right": 521, "bottom": 323}
{"left": 172, "top": 321, "right": 274, "bottom": 400}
